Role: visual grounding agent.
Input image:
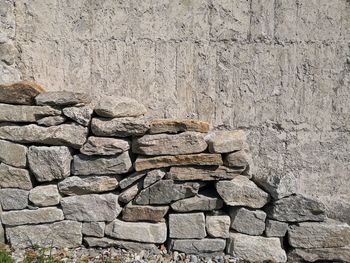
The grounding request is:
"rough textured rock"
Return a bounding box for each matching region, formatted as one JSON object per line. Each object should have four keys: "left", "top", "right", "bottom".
{"left": 84, "top": 237, "right": 158, "bottom": 251}
{"left": 0, "top": 221, "right": 4, "bottom": 244}
{"left": 0, "top": 189, "right": 28, "bottom": 210}
{"left": 29, "top": 185, "right": 61, "bottom": 206}
{"left": 72, "top": 152, "right": 132, "bottom": 175}
{"left": 105, "top": 219, "right": 167, "bottom": 243}
{"left": 265, "top": 219, "right": 288, "bottom": 237}
{"left": 0, "top": 163, "right": 32, "bottom": 190}
{"left": 28, "top": 146, "right": 72, "bottom": 182}
{"left": 37, "top": 115, "right": 66, "bottom": 126}
{"left": 119, "top": 171, "right": 146, "bottom": 189}
{"left": 61, "top": 194, "right": 121, "bottom": 222}
{"left": 58, "top": 176, "right": 119, "bottom": 195}
{"left": 1, "top": 207, "right": 64, "bottom": 226}
{"left": 149, "top": 119, "right": 210, "bottom": 134}
{"left": 216, "top": 175, "right": 269, "bottom": 208}
{"left": 132, "top": 132, "right": 207, "bottom": 156}
{"left": 206, "top": 215, "right": 230, "bottom": 238}
{"left": 62, "top": 106, "right": 93, "bottom": 126}
{"left": 143, "top": 169, "right": 166, "bottom": 188}
{"left": 6, "top": 220, "right": 82, "bottom": 248}
{"left": 229, "top": 207, "right": 266, "bottom": 236}
{"left": 0, "top": 139, "right": 27, "bottom": 168}
{"left": 134, "top": 153, "right": 223, "bottom": 171}
{"left": 35, "top": 91, "right": 91, "bottom": 106}
{"left": 95, "top": 96, "right": 147, "bottom": 118}
{"left": 118, "top": 180, "right": 144, "bottom": 204}
{"left": 206, "top": 130, "right": 247, "bottom": 153}
{"left": 80, "top": 136, "right": 130, "bottom": 156}
{"left": 0, "top": 123, "right": 88, "bottom": 149}
{"left": 167, "top": 165, "right": 242, "bottom": 181}
{"left": 170, "top": 239, "right": 226, "bottom": 255}
{"left": 0, "top": 81, "right": 44, "bottom": 105}
{"left": 288, "top": 220, "right": 350, "bottom": 249}
{"left": 169, "top": 213, "right": 206, "bottom": 239}
{"left": 91, "top": 117, "right": 149, "bottom": 137}
{"left": 82, "top": 222, "right": 105, "bottom": 238}
{"left": 224, "top": 149, "right": 254, "bottom": 175}
{"left": 0, "top": 63, "right": 20, "bottom": 84}
{"left": 135, "top": 180, "right": 201, "bottom": 205}
{"left": 288, "top": 247, "right": 350, "bottom": 263}
{"left": 171, "top": 193, "right": 223, "bottom": 212}
{"left": 0, "top": 41, "right": 16, "bottom": 65}
{"left": 226, "top": 233, "right": 287, "bottom": 262}
{"left": 0, "top": 103, "right": 61, "bottom": 123}
{"left": 266, "top": 194, "right": 326, "bottom": 222}
{"left": 122, "top": 204, "right": 169, "bottom": 222}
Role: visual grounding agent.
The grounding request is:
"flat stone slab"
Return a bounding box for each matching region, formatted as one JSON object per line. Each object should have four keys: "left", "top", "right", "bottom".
{"left": 265, "top": 219, "right": 288, "bottom": 237}
{"left": 169, "top": 213, "right": 206, "bottom": 239}
{"left": 171, "top": 193, "right": 223, "bottom": 212}
{"left": 105, "top": 219, "right": 167, "bottom": 243}
{"left": 84, "top": 237, "right": 158, "bottom": 252}
{"left": 80, "top": 136, "right": 130, "bottom": 156}
{"left": 0, "top": 163, "right": 32, "bottom": 190}
{"left": 229, "top": 207, "right": 266, "bottom": 236}
{"left": 72, "top": 152, "right": 132, "bottom": 175}
{"left": 149, "top": 119, "right": 209, "bottom": 134}
{"left": 122, "top": 204, "right": 169, "bottom": 222}
{"left": 132, "top": 132, "right": 207, "bottom": 156}
{"left": 167, "top": 166, "right": 242, "bottom": 181}
{"left": 0, "top": 123, "right": 88, "bottom": 149}
{"left": 119, "top": 180, "right": 144, "bottom": 204}
{"left": 143, "top": 169, "right": 166, "bottom": 188}
{"left": 82, "top": 222, "right": 105, "bottom": 238}
{"left": 206, "top": 215, "right": 230, "bottom": 238}
{"left": 170, "top": 239, "right": 226, "bottom": 255}
{"left": 61, "top": 193, "right": 121, "bottom": 222}
{"left": 206, "top": 130, "right": 247, "bottom": 153}
{"left": 63, "top": 106, "right": 93, "bottom": 126}
{"left": 6, "top": 220, "right": 82, "bottom": 248}
{"left": 29, "top": 185, "right": 61, "bottom": 206}
{"left": 0, "top": 139, "right": 27, "bottom": 168}
{"left": 37, "top": 116, "right": 66, "bottom": 126}
{"left": 35, "top": 91, "right": 91, "bottom": 106}
{"left": 134, "top": 153, "right": 223, "bottom": 171}
{"left": 119, "top": 171, "right": 147, "bottom": 189}
{"left": 288, "top": 247, "right": 350, "bottom": 263}
{"left": 0, "top": 81, "right": 45, "bottom": 105}
{"left": 0, "top": 189, "right": 28, "bottom": 210}
{"left": 91, "top": 117, "right": 149, "bottom": 137}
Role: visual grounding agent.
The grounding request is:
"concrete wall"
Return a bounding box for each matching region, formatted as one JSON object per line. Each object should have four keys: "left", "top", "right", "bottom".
{"left": 1, "top": 0, "right": 350, "bottom": 223}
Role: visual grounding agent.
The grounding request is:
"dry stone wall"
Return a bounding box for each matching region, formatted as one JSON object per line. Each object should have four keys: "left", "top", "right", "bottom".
{"left": 0, "top": 82, "right": 349, "bottom": 262}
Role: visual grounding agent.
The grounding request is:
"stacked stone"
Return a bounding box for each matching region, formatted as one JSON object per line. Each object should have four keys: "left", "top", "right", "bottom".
{"left": 0, "top": 82, "right": 349, "bottom": 263}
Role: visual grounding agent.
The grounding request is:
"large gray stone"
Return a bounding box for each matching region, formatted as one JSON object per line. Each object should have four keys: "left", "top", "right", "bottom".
{"left": 58, "top": 176, "right": 119, "bottom": 195}
{"left": 169, "top": 213, "right": 206, "bottom": 239}
{"left": 229, "top": 207, "right": 266, "bottom": 236}
{"left": 0, "top": 139, "right": 27, "bottom": 168}
{"left": 216, "top": 175, "right": 269, "bottom": 208}
{"left": 0, "top": 123, "right": 88, "bottom": 149}
{"left": 171, "top": 193, "right": 223, "bottom": 212}
{"left": 143, "top": 169, "right": 166, "bottom": 188}
{"left": 91, "top": 117, "right": 149, "bottom": 137}
{"left": 35, "top": 91, "right": 91, "bottom": 106}
{"left": 266, "top": 194, "right": 326, "bottom": 222}
{"left": 82, "top": 222, "right": 105, "bottom": 238}
{"left": 6, "top": 220, "right": 82, "bottom": 248}
{"left": 29, "top": 185, "right": 61, "bottom": 206}
{"left": 80, "top": 136, "right": 130, "bottom": 156}
{"left": 0, "top": 189, "right": 28, "bottom": 210}
{"left": 37, "top": 115, "right": 66, "bottom": 127}
{"left": 61, "top": 194, "right": 121, "bottom": 222}
{"left": 0, "top": 81, "right": 44, "bottom": 105}
{"left": 206, "top": 130, "right": 247, "bottom": 153}
{"left": 72, "top": 152, "right": 132, "bottom": 175}
{"left": 206, "top": 215, "right": 230, "bottom": 238}
{"left": 132, "top": 132, "right": 207, "bottom": 156}
{"left": 226, "top": 233, "right": 287, "bottom": 262}
{"left": 95, "top": 96, "right": 147, "bottom": 118}
{"left": 149, "top": 119, "right": 209, "bottom": 134}
{"left": 288, "top": 247, "right": 350, "bottom": 263}
{"left": 0, "top": 103, "right": 61, "bottom": 123}
{"left": 105, "top": 219, "right": 167, "bottom": 243}
{"left": 0, "top": 163, "right": 32, "bottom": 190}
{"left": 170, "top": 239, "right": 226, "bottom": 255}
{"left": 62, "top": 106, "right": 93, "bottom": 126}
{"left": 119, "top": 171, "right": 146, "bottom": 189}
{"left": 84, "top": 237, "right": 158, "bottom": 251}
{"left": 122, "top": 204, "right": 169, "bottom": 222}
{"left": 1, "top": 207, "right": 64, "bottom": 226}
{"left": 28, "top": 146, "right": 72, "bottom": 182}
{"left": 265, "top": 219, "right": 288, "bottom": 237}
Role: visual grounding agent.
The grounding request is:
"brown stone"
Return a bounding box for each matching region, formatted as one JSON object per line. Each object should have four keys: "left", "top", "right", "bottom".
{"left": 149, "top": 119, "right": 209, "bottom": 134}
{"left": 167, "top": 166, "right": 242, "bottom": 181}
{"left": 122, "top": 204, "right": 169, "bottom": 222}
{"left": 0, "top": 81, "right": 45, "bottom": 105}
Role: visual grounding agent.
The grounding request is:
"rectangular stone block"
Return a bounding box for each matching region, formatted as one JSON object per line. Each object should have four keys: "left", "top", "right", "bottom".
{"left": 82, "top": 222, "right": 105, "bottom": 238}
{"left": 0, "top": 139, "right": 27, "bottom": 168}
{"left": 169, "top": 213, "right": 206, "bottom": 239}
{"left": 170, "top": 238, "right": 226, "bottom": 255}
{"left": 0, "top": 163, "right": 32, "bottom": 190}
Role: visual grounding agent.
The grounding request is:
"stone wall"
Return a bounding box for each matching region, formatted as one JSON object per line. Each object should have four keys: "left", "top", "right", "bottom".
{"left": 0, "top": 0, "right": 349, "bottom": 226}
{"left": 0, "top": 84, "right": 349, "bottom": 262}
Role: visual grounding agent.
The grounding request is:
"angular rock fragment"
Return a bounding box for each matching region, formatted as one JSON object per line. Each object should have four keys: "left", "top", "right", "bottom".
{"left": 171, "top": 193, "right": 223, "bottom": 212}
{"left": 0, "top": 81, "right": 45, "bottom": 105}
{"left": 224, "top": 149, "right": 251, "bottom": 168}
{"left": 28, "top": 146, "right": 72, "bottom": 182}
{"left": 0, "top": 163, "right": 32, "bottom": 190}
{"left": 80, "top": 136, "right": 130, "bottom": 156}
{"left": 0, "top": 189, "right": 28, "bottom": 210}
{"left": 266, "top": 194, "right": 326, "bottom": 222}
{"left": 134, "top": 153, "right": 223, "bottom": 171}
{"left": 122, "top": 204, "right": 169, "bottom": 222}
{"left": 167, "top": 166, "right": 242, "bottom": 181}
{"left": 206, "top": 130, "right": 247, "bottom": 153}
{"left": 105, "top": 219, "right": 167, "bottom": 243}
{"left": 206, "top": 215, "right": 230, "bottom": 238}
{"left": 91, "top": 117, "right": 149, "bottom": 137}
{"left": 288, "top": 247, "right": 350, "bottom": 263}
{"left": 149, "top": 119, "right": 209, "bottom": 134}
{"left": 132, "top": 132, "right": 207, "bottom": 156}
{"left": 37, "top": 116, "right": 66, "bottom": 126}
{"left": 95, "top": 96, "right": 147, "bottom": 118}
{"left": 119, "top": 181, "right": 144, "bottom": 204}
{"left": 265, "top": 219, "right": 288, "bottom": 237}
{"left": 170, "top": 239, "right": 226, "bottom": 255}
{"left": 226, "top": 233, "right": 287, "bottom": 262}
{"left": 229, "top": 207, "right": 266, "bottom": 236}
{"left": 61, "top": 194, "right": 121, "bottom": 222}
{"left": 169, "top": 213, "right": 206, "bottom": 239}
{"left": 58, "top": 176, "right": 119, "bottom": 195}
{"left": 0, "top": 123, "right": 88, "bottom": 149}
{"left": 29, "top": 185, "right": 61, "bottom": 206}
{"left": 6, "top": 220, "right": 82, "bottom": 248}
{"left": 82, "top": 222, "right": 105, "bottom": 238}
{"left": 35, "top": 91, "right": 91, "bottom": 106}
{"left": 143, "top": 169, "right": 166, "bottom": 188}
{"left": 1, "top": 207, "right": 64, "bottom": 226}
{"left": 73, "top": 152, "right": 132, "bottom": 175}
{"left": 0, "top": 139, "right": 27, "bottom": 168}
{"left": 119, "top": 171, "right": 146, "bottom": 189}
{"left": 216, "top": 175, "right": 269, "bottom": 208}
{"left": 63, "top": 106, "right": 93, "bottom": 126}
{"left": 85, "top": 237, "right": 158, "bottom": 251}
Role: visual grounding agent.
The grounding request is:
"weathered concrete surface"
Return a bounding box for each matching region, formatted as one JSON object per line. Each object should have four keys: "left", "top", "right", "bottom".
{"left": 7, "top": 0, "right": 350, "bottom": 223}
